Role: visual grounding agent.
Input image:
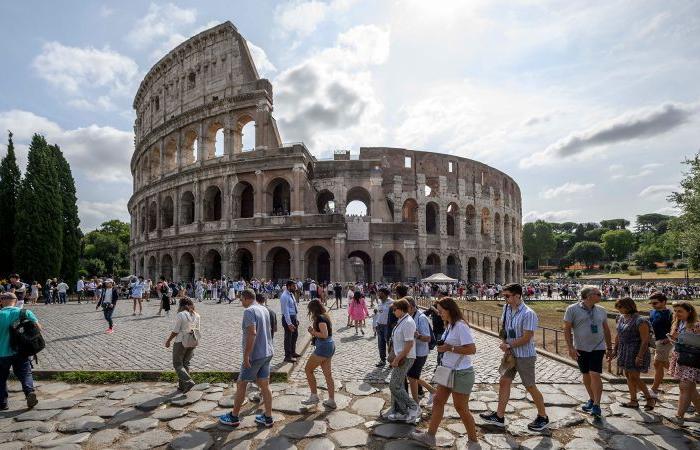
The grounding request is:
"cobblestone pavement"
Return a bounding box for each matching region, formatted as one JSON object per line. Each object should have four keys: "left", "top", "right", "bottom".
{"left": 27, "top": 299, "right": 310, "bottom": 372}
{"left": 291, "top": 306, "right": 582, "bottom": 384}
{"left": 0, "top": 379, "right": 697, "bottom": 449}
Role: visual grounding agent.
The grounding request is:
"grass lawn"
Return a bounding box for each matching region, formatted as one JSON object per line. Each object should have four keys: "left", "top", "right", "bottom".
{"left": 580, "top": 270, "right": 700, "bottom": 280}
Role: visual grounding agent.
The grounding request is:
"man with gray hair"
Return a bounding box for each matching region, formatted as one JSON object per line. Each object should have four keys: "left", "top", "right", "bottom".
{"left": 563, "top": 285, "right": 611, "bottom": 418}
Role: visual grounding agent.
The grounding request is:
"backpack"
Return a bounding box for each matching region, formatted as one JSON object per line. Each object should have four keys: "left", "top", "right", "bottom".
{"left": 10, "top": 310, "right": 46, "bottom": 361}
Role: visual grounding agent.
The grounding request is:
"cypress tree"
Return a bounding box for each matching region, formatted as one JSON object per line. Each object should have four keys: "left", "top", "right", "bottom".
{"left": 0, "top": 131, "right": 21, "bottom": 276}
{"left": 48, "top": 144, "right": 81, "bottom": 285}
{"left": 14, "top": 134, "right": 63, "bottom": 282}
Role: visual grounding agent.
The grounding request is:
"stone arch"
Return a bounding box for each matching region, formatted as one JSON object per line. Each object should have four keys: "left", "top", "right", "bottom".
{"left": 206, "top": 120, "right": 225, "bottom": 159}
{"left": 268, "top": 247, "right": 291, "bottom": 281}
{"left": 511, "top": 217, "right": 517, "bottom": 250}
{"left": 348, "top": 250, "right": 372, "bottom": 282}
{"left": 147, "top": 255, "right": 157, "bottom": 281}
{"left": 504, "top": 259, "right": 511, "bottom": 283}
{"left": 317, "top": 190, "right": 336, "bottom": 214}
{"left": 424, "top": 253, "right": 441, "bottom": 277}
{"left": 346, "top": 186, "right": 371, "bottom": 216}
{"left": 268, "top": 178, "right": 291, "bottom": 216}
{"left": 446, "top": 202, "right": 459, "bottom": 236}
{"left": 148, "top": 201, "right": 157, "bottom": 232}
{"left": 179, "top": 252, "right": 195, "bottom": 283}
{"left": 203, "top": 185, "right": 222, "bottom": 221}
{"left": 426, "top": 202, "right": 439, "bottom": 234}
{"left": 382, "top": 250, "right": 405, "bottom": 282}
{"left": 494, "top": 212, "right": 502, "bottom": 245}
{"left": 161, "top": 254, "right": 173, "bottom": 280}
{"left": 232, "top": 248, "right": 254, "bottom": 281}
{"left": 203, "top": 249, "right": 222, "bottom": 280}
{"left": 232, "top": 181, "right": 255, "bottom": 219}
{"left": 465, "top": 204, "right": 476, "bottom": 235}
{"left": 495, "top": 257, "right": 503, "bottom": 284}
{"left": 180, "top": 191, "right": 195, "bottom": 225}
{"left": 139, "top": 205, "right": 146, "bottom": 234}
{"left": 236, "top": 115, "right": 256, "bottom": 152}
{"left": 148, "top": 146, "right": 160, "bottom": 180}
{"left": 447, "top": 254, "right": 460, "bottom": 279}
{"left": 163, "top": 138, "right": 177, "bottom": 171}
{"left": 504, "top": 214, "right": 511, "bottom": 250}
{"left": 467, "top": 257, "right": 477, "bottom": 283}
{"left": 183, "top": 129, "right": 198, "bottom": 164}
{"left": 306, "top": 246, "right": 331, "bottom": 282}
{"left": 481, "top": 208, "right": 490, "bottom": 236}
{"left": 161, "top": 196, "right": 174, "bottom": 228}
{"left": 482, "top": 257, "right": 492, "bottom": 283}
{"left": 402, "top": 198, "right": 418, "bottom": 223}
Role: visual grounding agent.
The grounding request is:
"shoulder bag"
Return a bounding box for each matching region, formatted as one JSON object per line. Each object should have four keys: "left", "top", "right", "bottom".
{"left": 182, "top": 313, "right": 201, "bottom": 348}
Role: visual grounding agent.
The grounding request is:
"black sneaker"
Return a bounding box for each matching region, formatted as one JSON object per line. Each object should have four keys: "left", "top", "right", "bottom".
{"left": 376, "top": 361, "right": 386, "bottom": 367}
{"left": 479, "top": 411, "right": 505, "bottom": 428}
{"left": 527, "top": 415, "right": 549, "bottom": 432}
{"left": 26, "top": 392, "right": 38, "bottom": 409}
{"left": 0, "top": 404, "right": 8, "bottom": 411}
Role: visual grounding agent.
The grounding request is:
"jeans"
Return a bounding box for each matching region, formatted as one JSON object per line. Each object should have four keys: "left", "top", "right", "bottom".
{"left": 0, "top": 355, "right": 35, "bottom": 406}
{"left": 377, "top": 324, "right": 389, "bottom": 362}
{"left": 282, "top": 315, "right": 299, "bottom": 358}
{"left": 103, "top": 306, "right": 114, "bottom": 328}
{"left": 172, "top": 342, "right": 194, "bottom": 388}
{"left": 59, "top": 293, "right": 66, "bottom": 304}
{"left": 389, "top": 357, "right": 417, "bottom": 414}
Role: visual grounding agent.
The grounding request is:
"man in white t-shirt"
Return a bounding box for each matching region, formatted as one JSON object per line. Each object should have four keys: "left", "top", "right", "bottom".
{"left": 56, "top": 280, "right": 69, "bottom": 304}
{"left": 386, "top": 298, "right": 421, "bottom": 423}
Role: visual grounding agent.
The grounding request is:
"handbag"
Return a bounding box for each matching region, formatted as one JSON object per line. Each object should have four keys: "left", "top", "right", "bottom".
{"left": 182, "top": 313, "right": 201, "bottom": 348}
{"left": 498, "top": 351, "right": 516, "bottom": 376}
{"left": 431, "top": 354, "right": 466, "bottom": 388}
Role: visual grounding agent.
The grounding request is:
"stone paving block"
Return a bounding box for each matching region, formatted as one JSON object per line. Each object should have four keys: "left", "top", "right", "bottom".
{"left": 120, "top": 417, "right": 159, "bottom": 433}
{"left": 170, "top": 431, "right": 214, "bottom": 450}
{"left": 256, "top": 436, "right": 297, "bottom": 450}
{"left": 122, "top": 429, "right": 173, "bottom": 449}
{"left": 327, "top": 410, "right": 364, "bottom": 430}
{"left": 153, "top": 407, "right": 188, "bottom": 420}
{"left": 57, "top": 415, "right": 105, "bottom": 432}
{"left": 168, "top": 417, "right": 196, "bottom": 431}
{"left": 35, "top": 432, "right": 91, "bottom": 448}
{"left": 330, "top": 428, "right": 368, "bottom": 447}
{"left": 280, "top": 420, "right": 327, "bottom": 439}
{"left": 89, "top": 428, "right": 122, "bottom": 445}
{"left": 305, "top": 438, "right": 335, "bottom": 450}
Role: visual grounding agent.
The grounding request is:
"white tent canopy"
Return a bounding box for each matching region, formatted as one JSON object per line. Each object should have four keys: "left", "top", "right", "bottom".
{"left": 421, "top": 273, "right": 458, "bottom": 283}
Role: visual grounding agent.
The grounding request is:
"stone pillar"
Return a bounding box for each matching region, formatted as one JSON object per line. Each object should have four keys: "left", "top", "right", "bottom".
{"left": 156, "top": 194, "right": 162, "bottom": 232}
{"left": 460, "top": 254, "right": 469, "bottom": 281}
{"left": 334, "top": 235, "right": 345, "bottom": 282}
{"left": 172, "top": 251, "right": 180, "bottom": 282}
{"left": 196, "top": 122, "right": 205, "bottom": 164}
{"left": 158, "top": 139, "right": 164, "bottom": 178}
{"left": 255, "top": 170, "right": 264, "bottom": 217}
{"left": 254, "top": 240, "right": 263, "bottom": 279}
{"left": 372, "top": 242, "right": 383, "bottom": 282}
{"left": 370, "top": 176, "right": 384, "bottom": 223}
{"left": 194, "top": 180, "right": 202, "bottom": 224}
{"left": 174, "top": 187, "right": 180, "bottom": 233}
{"left": 224, "top": 115, "right": 234, "bottom": 157}
{"left": 176, "top": 131, "right": 183, "bottom": 171}
{"left": 476, "top": 257, "right": 483, "bottom": 283}
{"left": 254, "top": 101, "right": 270, "bottom": 150}
{"left": 223, "top": 175, "right": 231, "bottom": 225}
{"left": 292, "top": 239, "right": 301, "bottom": 279}
{"left": 291, "top": 164, "right": 305, "bottom": 216}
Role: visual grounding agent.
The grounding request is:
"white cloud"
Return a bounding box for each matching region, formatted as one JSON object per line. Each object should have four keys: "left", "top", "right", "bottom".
{"left": 247, "top": 41, "right": 277, "bottom": 77}
{"left": 99, "top": 5, "right": 114, "bottom": 17}
{"left": 67, "top": 96, "right": 116, "bottom": 111}
{"left": 79, "top": 199, "right": 130, "bottom": 231}
{"left": 32, "top": 42, "right": 138, "bottom": 96}
{"left": 523, "top": 210, "right": 579, "bottom": 223}
{"left": 638, "top": 184, "right": 677, "bottom": 198}
{"left": 540, "top": 182, "right": 595, "bottom": 199}
{"left": 274, "top": 0, "right": 356, "bottom": 38}
{"left": 125, "top": 3, "right": 196, "bottom": 49}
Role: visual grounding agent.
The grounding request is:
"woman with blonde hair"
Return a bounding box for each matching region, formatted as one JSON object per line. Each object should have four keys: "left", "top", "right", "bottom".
{"left": 668, "top": 301, "right": 700, "bottom": 425}
{"left": 165, "top": 297, "right": 201, "bottom": 393}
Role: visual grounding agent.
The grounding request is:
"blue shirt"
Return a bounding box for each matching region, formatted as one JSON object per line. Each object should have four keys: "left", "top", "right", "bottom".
{"left": 242, "top": 304, "right": 273, "bottom": 361}
{"left": 130, "top": 281, "right": 145, "bottom": 297}
{"left": 280, "top": 290, "right": 298, "bottom": 324}
{"left": 413, "top": 311, "right": 431, "bottom": 357}
{"left": 503, "top": 302, "right": 538, "bottom": 358}
{"left": 0, "top": 307, "right": 38, "bottom": 357}
{"left": 649, "top": 308, "right": 673, "bottom": 341}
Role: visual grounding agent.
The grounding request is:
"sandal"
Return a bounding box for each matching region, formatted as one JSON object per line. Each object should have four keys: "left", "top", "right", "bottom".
{"left": 620, "top": 401, "right": 639, "bottom": 408}
{"left": 644, "top": 397, "right": 657, "bottom": 411}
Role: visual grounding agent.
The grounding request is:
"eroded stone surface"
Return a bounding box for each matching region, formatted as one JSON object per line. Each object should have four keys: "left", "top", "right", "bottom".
{"left": 152, "top": 407, "right": 187, "bottom": 420}
{"left": 331, "top": 428, "right": 368, "bottom": 447}
{"left": 120, "top": 417, "right": 159, "bottom": 433}
{"left": 169, "top": 417, "right": 196, "bottom": 431}
{"left": 122, "top": 429, "right": 173, "bottom": 449}
{"left": 350, "top": 397, "right": 384, "bottom": 416}
{"left": 327, "top": 411, "right": 364, "bottom": 430}
{"left": 56, "top": 415, "right": 105, "bottom": 432}
{"left": 170, "top": 431, "right": 214, "bottom": 450}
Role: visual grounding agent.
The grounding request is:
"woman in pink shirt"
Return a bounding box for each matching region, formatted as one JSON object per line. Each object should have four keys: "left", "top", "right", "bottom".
{"left": 348, "top": 291, "right": 369, "bottom": 335}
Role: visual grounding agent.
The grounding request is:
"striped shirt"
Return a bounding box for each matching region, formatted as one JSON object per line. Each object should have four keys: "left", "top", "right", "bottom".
{"left": 502, "top": 302, "right": 538, "bottom": 358}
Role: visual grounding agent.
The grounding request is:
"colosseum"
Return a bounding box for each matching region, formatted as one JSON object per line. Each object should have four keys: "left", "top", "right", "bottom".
{"left": 128, "top": 21, "right": 523, "bottom": 284}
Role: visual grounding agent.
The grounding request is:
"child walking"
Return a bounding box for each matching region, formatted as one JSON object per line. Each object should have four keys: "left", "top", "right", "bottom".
{"left": 348, "top": 291, "right": 369, "bottom": 335}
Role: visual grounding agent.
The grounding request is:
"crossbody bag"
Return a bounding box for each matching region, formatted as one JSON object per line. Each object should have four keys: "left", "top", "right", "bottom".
{"left": 431, "top": 325, "right": 466, "bottom": 388}
{"left": 181, "top": 313, "right": 201, "bottom": 348}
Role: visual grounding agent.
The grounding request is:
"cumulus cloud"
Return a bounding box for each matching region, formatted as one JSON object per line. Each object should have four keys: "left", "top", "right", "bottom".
{"left": 611, "top": 162, "right": 664, "bottom": 180}
{"left": 79, "top": 199, "right": 130, "bottom": 230}
{"left": 246, "top": 41, "right": 277, "bottom": 77}
{"left": 639, "top": 184, "right": 677, "bottom": 198}
{"left": 274, "top": 0, "right": 356, "bottom": 38}
{"left": 520, "top": 102, "right": 698, "bottom": 168}
{"left": 274, "top": 24, "right": 389, "bottom": 152}
{"left": 523, "top": 210, "right": 579, "bottom": 223}
{"left": 540, "top": 182, "right": 594, "bottom": 199}
{"left": 125, "top": 3, "right": 196, "bottom": 49}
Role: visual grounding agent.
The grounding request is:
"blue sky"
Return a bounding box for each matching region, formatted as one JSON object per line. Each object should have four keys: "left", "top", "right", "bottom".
{"left": 1, "top": 0, "right": 699, "bottom": 230}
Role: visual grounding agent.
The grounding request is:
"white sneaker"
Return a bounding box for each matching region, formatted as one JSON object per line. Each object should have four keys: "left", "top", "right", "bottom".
{"left": 406, "top": 406, "right": 422, "bottom": 423}
{"left": 301, "top": 394, "right": 320, "bottom": 405}
{"left": 387, "top": 411, "right": 408, "bottom": 421}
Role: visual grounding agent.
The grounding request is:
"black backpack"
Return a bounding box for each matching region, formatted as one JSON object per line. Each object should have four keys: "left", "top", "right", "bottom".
{"left": 11, "top": 310, "right": 46, "bottom": 360}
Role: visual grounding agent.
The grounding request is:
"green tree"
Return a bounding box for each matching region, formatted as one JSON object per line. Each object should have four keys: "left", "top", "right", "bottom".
{"left": 522, "top": 220, "right": 556, "bottom": 269}
{"left": 635, "top": 243, "right": 665, "bottom": 270}
{"left": 635, "top": 213, "right": 672, "bottom": 235}
{"left": 565, "top": 241, "right": 605, "bottom": 268}
{"left": 669, "top": 153, "right": 700, "bottom": 269}
{"left": 0, "top": 131, "right": 21, "bottom": 276}
{"left": 600, "top": 219, "right": 630, "bottom": 230}
{"left": 584, "top": 227, "right": 610, "bottom": 242}
{"left": 48, "top": 144, "right": 81, "bottom": 285}
{"left": 81, "top": 220, "right": 130, "bottom": 276}
{"left": 14, "top": 134, "right": 63, "bottom": 281}
{"left": 601, "top": 229, "right": 635, "bottom": 261}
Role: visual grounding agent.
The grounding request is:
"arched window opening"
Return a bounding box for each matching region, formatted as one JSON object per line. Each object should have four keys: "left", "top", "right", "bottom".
{"left": 161, "top": 196, "right": 174, "bottom": 228}
{"left": 482, "top": 257, "right": 492, "bottom": 284}
{"left": 161, "top": 254, "right": 173, "bottom": 280}
{"left": 382, "top": 251, "right": 404, "bottom": 282}
{"left": 268, "top": 247, "right": 291, "bottom": 281}
{"left": 214, "top": 128, "right": 224, "bottom": 157}
{"left": 446, "top": 202, "right": 458, "bottom": 237}
{"left": 447, "top": 254, "right": 460, "bottom": 279}
{"left": 306, "top": 246, "right": 331, "bottom": 283}
{"left": 232, "top": 182, "right": 254, "bottom": 219}
{"left": 504, "top": 260, "right": 511, "bottom": 284}
{"left": 426, "top": 202, "right": 439, "bottom": 234}
{"left": 203, "top": 250, "right": 222, "bottom": 280}
{"left": 347, "top": 251, "right": 371, "bottom": 282}
{"left": 424, "top": 253, "right": 441, "bottom": 277}
{"left": 148, "top": 202, "right": 157, "bottom": 232}
{"left": 346, "top": 187, "right": 371, "bottom": 216}
{"left": 180, "top": 191, "right": 195, "bottom": 225}
{"left": 467, "top": 257, "right": 477, "bottom": 283}
{"left": 317, "top": 190, "right": 336, "bottom": 214}
{"left": 183, "top": 130, "right": 198, "bottom": 164}
{"left": 147, "top": 256, "right": 157, "bottom": 281}
{"left": 495, "top": 258, "right": 503, "bottom": 284}
{"left": 179, "top": 253, "right": 195, "bottom": 283}
{"left": 203, "top": 186, "right": 222, "bottom": 221}
{"left": 402, "top": 199, "right": 418, "bottom": 223}
{"left": 233, "top": 249, "right": 254, "bottom": 281}
{"left": 494, "top": 213, "right": 502, "bottom": 245}
{"left": 268, "top": 178, "right": 291, "bottom": 216}
{"left": 164, "top": 139, "right": 177, "bottom": 171}
{"left": 481, "top": 208, "right": 490, "bottom": 236}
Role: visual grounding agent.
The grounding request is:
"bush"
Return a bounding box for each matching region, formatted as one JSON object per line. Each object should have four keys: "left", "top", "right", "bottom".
{"left": 677, "top": 262, "right": 688, "bottom": 269}
{"left": 566, "top": 270, "right": 576, "bottom": 278}
{"left": 575, "top": 270, "right": 583, "bottom": 277}
{"left": 656, "top": 268, "right": 670, "bottom": 275}
{"left": 646, "top": 261, "right": 658, "bottom": 270}
{"left": 603, "top": 264, "right": 612, "bottom": 272}
{"left": 543, "top": 271, "right": 552, "bottom": 279}
{"left": 666, "top": 261, "right": 675, "bottom": 269}
{"left": 621, "top": 262, "right": 629, "bottom": 271}
{"left": 611, "top": 262, "right": 621, "bottom": 272}
{"left": 627, "top": 269, "right": 641, "bottom": 276}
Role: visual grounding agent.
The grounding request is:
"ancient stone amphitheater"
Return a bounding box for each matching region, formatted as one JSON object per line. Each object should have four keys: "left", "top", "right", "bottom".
{"left": 128, "top": 22, "right": 523, "bottom": 284}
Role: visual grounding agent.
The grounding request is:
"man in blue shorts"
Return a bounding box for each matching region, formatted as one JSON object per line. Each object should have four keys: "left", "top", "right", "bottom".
{"left": 219, "top": 289, "right": 274, "bottom": 428}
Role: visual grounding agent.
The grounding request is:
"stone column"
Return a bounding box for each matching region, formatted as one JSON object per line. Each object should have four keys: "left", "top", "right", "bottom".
{"left": 224, "top": 115, "right": 234, "bottom": 157}
{"left": 158, "top": 138, "right": 164, "bottom": 178}
{"left": 255, "top": 170, "right": 264, "bottom": 217}
{"left": 176, "top": 131, "right": 183, "bottom": 171}
{"left": 194, "top": 180, "right": 202, "bottom": 224}
{"left": 223, "top": 175, "right": 231, "bottom": 225}
{"left": 476, "top": 256, "right": 483, "bottom": 283}
{"left": 334, "top": 235, "right": 345, "bottom": 282}
{"left": 254, "top": 240, "right": 263, "bottom": 279}
{"left": 369, "top": 176, "right": 384, "bottom": 223}
{"left": 196, "top": 122, "right": 205, "bottom": 164}
{"left": 254, "top": 101, "right": 269, "bottom": 150}
{"left": 291, "top": 164, "right": 305, "bottom": 216}
{"left": 174, "top": 187, "right": 180, "bottom": 233}
{"left": 292, "top": 239, "right": 301, "bottom": 279}
{"left": 172, "top": 251, "right": 180, "bottom": 282}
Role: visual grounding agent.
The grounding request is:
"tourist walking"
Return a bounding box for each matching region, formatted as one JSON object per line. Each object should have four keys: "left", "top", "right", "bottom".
{"left": 609, "top": 297, "right": 655, "bottom": 410}
{"left": 130, "top": 276, "right": 145, "bottom": 315}
{"left": 165, "top": 297, "right": 200, "bottom": 392}
{"left": 0, "top": 292, "right": 39, "bottom": 410}
{"left": 481, "top": 283, "right": 549, "bottom": 431}
{"left": 219, "top": 289, "right": 274, "bottom": 428}
{"left": 406, "top": 297, "right": 436, "bottom": 404}
{"left": 8, "top": 274, "right": 26, "bottom": 309}
{"left": 96, "top": 279, "right": 118, "bottom": 333}
{"left": 563, "top": 285, "right": 612, "bottom": 418}
{"left": 385, "top": 298, "right": 421, "bottom": 422}
{"left": 375, "top": 287, "right": 395, "bottom": 367}
{"left": 332, "top": 282, "right": 342, "bottom": 309}
{"left": 411, "top": 297, "right": 477, "bottom": 448}
{"left": 29, "top": 281, "right": 39, "bottom": 306}
{"left": 301, "top": 299, "right": 337, "bottom": 409}
{"left": 56, "top": 279, "right": 68, "bottom": 304}
{"left": 76, "top": 276, "right": 85, "bottom": 304}
{"left": 156, "top": 277, "right": 171, "bottom": 316}
{"left": 349, "top": 291, "right": 369, "bottom": 335}
{"left": 648, "top": 292, "right": 673, "bottom": 395}
{"left": 668, "top": 301, "right": 700, "bottom": 425}
{"left": 280, "top": 280, "right": 300, "bottom": 363}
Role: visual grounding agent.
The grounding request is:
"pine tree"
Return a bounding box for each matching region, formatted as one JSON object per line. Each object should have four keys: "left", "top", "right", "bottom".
{"left": 48, "top": 144, "right": 81, "bottom": 284}
{"left": 14, "top": 134, "right": 63, "bottom": 282}
{"left": 0, "top": 131, "right": 21, "bottom": 276}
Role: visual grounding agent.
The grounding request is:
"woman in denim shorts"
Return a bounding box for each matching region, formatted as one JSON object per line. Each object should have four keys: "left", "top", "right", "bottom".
{"left": 301, "top": 300, "right": 338, "bottom": 409}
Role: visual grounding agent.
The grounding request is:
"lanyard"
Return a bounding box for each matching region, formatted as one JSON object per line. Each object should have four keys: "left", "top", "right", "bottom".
{"left": 392, "top": 315, "right": 408, "bottom": 339}
{"left": 508, "top": 304, "right": 522, "bottom": 330}
{"left": 581, "top": 302, "right": 597, "bottom": 325}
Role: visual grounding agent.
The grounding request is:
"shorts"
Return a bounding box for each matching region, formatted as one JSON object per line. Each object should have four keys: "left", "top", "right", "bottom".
{"left": 239, "top": 355, "right": 273, "bottom": 382}
{"left": 313, "top": 338, "right": 336, "bottom": 358}
{"left": 453, "top": 368, "right": 475, "bottom": 395}
{"left": 654, "top": 340, "right": 673, "bottom": 363}
{"left": 502, "top": 356, "right": 537, "bottom": 387}
{"left": 576, "top": 350, "right": 605, "bottom": 374}
{"left": 407, "top": 355, "right": 428, "bottom": 379}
